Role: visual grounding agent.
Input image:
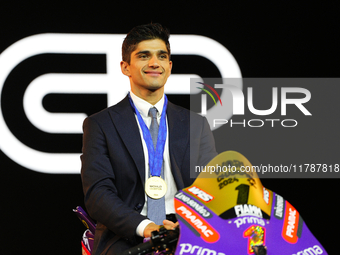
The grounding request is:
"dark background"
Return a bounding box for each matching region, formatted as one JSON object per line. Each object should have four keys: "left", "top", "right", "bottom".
{"left": 1, "top": 1, "right": 338, "bottom": 254}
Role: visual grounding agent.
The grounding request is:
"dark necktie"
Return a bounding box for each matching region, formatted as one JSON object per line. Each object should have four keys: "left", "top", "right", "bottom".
{"left": 147, "top": 107, "right": 166, "bottom": 225}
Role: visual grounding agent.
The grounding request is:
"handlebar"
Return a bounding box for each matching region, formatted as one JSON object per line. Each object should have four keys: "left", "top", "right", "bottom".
{"left": 120, "top": 240, "right": 154, "bottom": 255}
{"left": 119, "top": 226, "right": 179, "bottom": 255}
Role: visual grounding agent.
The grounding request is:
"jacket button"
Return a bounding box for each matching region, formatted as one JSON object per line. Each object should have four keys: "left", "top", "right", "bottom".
{"left": 134, "top": 203, "right": 143, "bottom": 210}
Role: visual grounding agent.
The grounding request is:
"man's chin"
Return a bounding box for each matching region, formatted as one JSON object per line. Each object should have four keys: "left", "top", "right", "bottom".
{"left": 145, "top": 83, "right": 165, "bottom": 92}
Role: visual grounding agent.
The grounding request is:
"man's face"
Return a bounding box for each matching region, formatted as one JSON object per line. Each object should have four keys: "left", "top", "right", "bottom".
{"left": 121, "top": 39, "right": 172, "bottom": 95}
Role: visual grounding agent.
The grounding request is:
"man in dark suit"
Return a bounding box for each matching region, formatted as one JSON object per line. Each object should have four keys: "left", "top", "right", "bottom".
{"left": 81, "top": 23, "right": 217, "bottom": 255}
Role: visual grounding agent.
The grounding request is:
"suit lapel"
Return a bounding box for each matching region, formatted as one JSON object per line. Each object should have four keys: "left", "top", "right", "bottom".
{"left": 108, "top": 96, "right": 146, "bottom": 183}
{"left": 107, "top": 97, "right": 189, "bottom": 189}
{"left": 167, "top": 102, "right": 189, "bottom": 190}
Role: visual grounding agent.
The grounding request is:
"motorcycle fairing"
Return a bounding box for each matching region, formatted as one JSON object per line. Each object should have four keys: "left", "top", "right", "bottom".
{"left": 174, "top": 151, "right": 327, "bottom": 254}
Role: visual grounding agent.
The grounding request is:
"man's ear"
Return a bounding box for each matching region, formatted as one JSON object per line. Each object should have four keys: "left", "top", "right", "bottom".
{"left": 120, "top": 61, "right": 131, "bottom": 77}
{"left": 169, "top": 60, "right": 173, "bottom": 74}
{"left": 166, "top": 60, "right": 173, "bottom": 79}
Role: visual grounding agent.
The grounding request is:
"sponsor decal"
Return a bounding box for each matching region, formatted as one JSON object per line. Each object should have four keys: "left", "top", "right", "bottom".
{"left": 175, "top": 199, "right": 220, "bottom": 243}
{"left": 175, "top": 192, "right": 212, "bottom": 218}
{"left": 274, "top": 194, "right": 285, "bottom": 220}
{"left": 234, "top": 216, "right": 266, "bottom": 228}
{"left": 178, "top": 243, "right": 225, "bottom": 255}
{"left": 292, "top": 245, "right": 324, "bottom": 255}
{"left": 263, "top": 187, "right": 270, "bottom": 205}
{"left": 282, "top": 201, "right": 302, "bottom": 244}
{"left": 187, "top": 186, "right": 214, "bottom": 202}
{"left": 243, "top": 225, "right": 266, "bottom": 255}
{"left": 234, "top": 204, "right": 263, "bottom": 218}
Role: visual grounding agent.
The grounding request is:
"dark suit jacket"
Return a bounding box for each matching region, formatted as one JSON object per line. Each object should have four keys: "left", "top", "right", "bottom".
{"left": 81, "top": 96, "right": 217, "bottom": 254}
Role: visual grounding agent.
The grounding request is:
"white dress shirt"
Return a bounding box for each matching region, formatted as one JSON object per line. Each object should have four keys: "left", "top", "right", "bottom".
{"left": 130, "top": 91, "right": 177, "bottom": 237}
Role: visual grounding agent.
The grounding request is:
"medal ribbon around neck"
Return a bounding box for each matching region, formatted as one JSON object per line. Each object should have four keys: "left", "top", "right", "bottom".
{"left": 128, "top": 93, "right": 168, "bottom": 178}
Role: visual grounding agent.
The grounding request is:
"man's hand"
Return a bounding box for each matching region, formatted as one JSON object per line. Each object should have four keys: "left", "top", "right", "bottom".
{"left": 143, "top": 223, "right": 160, "bottom": 238}
{"left": 163, "top": 219, "right": 179, "bottom": 230}
{"left": 143, "top": 220, "right": 179, "bottom": 237}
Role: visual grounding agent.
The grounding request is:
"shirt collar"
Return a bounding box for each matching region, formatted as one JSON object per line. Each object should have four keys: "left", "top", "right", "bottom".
{"left": 130, "top": 91, "right": 164, "bottom": 118}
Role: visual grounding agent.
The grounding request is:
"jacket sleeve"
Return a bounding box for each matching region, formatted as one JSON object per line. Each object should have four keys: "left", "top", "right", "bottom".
{"left": 80, "top": 116, "right": 147, "bottom": 239}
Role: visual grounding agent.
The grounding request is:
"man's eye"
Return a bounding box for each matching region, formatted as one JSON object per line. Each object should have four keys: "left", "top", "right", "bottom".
{"left": 139, "top": 54, "right": 148, "bottom": 59}
{"left": 159, "top": 55, "right": 167, "bottom": 59}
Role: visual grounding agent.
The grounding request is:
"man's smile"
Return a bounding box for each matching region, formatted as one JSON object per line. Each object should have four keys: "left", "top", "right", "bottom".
{"left": 144, "top": 70, "right": 163, "bottom": 76}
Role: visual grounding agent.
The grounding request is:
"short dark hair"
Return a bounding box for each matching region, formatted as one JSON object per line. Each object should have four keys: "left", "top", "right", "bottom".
{"left": 122, "top": 23, "right": 170, "bottom": 64}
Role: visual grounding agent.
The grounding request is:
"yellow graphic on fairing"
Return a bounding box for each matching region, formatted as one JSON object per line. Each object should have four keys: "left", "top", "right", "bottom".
{"left": 184, "top": 151, "right": 273, "bottom": 217}
{"left": 243, "top": 225, "right": 266, "bottom": 254}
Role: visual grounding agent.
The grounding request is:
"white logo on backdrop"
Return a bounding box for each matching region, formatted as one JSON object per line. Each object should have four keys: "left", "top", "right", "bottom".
{"left": 0, "top": 34, "right": 241, "bottom": 173}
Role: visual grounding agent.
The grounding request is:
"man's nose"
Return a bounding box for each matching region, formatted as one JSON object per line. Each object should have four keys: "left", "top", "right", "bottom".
{"left": 149, "top": 55, "right": 160, "bottom": 68}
